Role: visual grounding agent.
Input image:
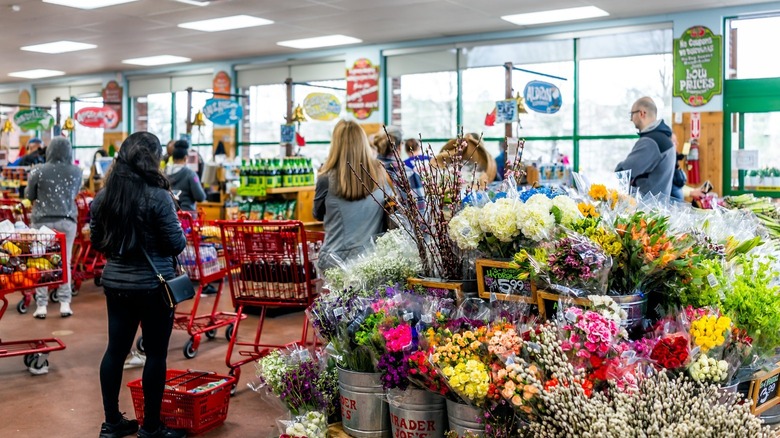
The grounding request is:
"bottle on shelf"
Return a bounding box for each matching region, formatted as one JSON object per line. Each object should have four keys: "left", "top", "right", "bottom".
{"left": 239, "top": 159, "right": 248, "bottom": 188}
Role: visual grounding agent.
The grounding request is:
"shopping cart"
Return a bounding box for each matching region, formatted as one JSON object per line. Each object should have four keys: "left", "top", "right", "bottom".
{"left": 0, "top": 230, "right": 68, "bottom": 372}
{"left": 136, "top": 211, "right": 244, "bottom": 359}
{"left": 65, "top": 191, "right": 105, "bottom": 298}
{"left": 217, "top": 220, "right": 323, "bottom": 389}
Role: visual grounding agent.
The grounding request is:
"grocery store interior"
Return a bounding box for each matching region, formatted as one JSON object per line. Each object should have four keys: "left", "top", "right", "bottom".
{"left": 2, "top": 0, "right": 780, "bottom": 437}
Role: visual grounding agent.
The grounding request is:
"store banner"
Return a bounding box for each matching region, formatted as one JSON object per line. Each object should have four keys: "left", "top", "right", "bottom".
{"left": 303, "top": 92, "right": 341, "bottom": 121}
{"left": 673, "top": 26, "right": 722, "bottom": 107}
{"left": 75, "top": 106, "right": 119, "bottom": 129}
{"left": 523, "top": 81, "right": 562, "bottom": 114}
{"left": 202, "top": 98, "right": 242, "bottom": 126}
{"left": 13, "top": 108, "right": 54, "bottom": 132}
{"left": 346, "top": 58, "right": 379, "bottom": 120}
{"left": 101, "top": 80, "right": 123, "bottom": 129}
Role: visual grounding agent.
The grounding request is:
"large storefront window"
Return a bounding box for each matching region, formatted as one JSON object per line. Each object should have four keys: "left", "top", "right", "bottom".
{"left": 578, "top": 138, "right": 637, "bottom": 184}
{"left": 392, "top": 71, "right": 457, "bottom": 140}
{"left": 727, "top": 16, "right": 780, "bottom": 80}
{"left": 175, "top": 90, "right": 214, "bottom": 151}
{"left": 246, "top": 83, "right": 287, "bottom": 158}
{"left": 133, "top": 93, "right": 172, "bottom": 144}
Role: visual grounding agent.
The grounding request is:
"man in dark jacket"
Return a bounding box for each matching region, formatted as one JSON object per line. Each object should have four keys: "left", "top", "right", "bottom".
{"left": 165, "top": 146, "right": 206, "bottom": 212}
{"left": 25, "top": 137, "right": 82, "bottom": 324}
{"left": 616, "top": 97, "right": 675, "bottom": 196}
{"left": 12, "top": 138, "right": 45, "bottom": 166}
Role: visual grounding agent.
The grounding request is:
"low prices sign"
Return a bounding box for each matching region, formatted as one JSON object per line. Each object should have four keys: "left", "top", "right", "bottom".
{"left": 346, "top": 58, "right": 379, "bottom": 120}
{"left": 13, "top": 108, "right": 54, "bottom": 132}
{"left": 674, "top": 26, "right": 722, "bottom": 107}
{"left": 75, "top": 106, "right": 119, "bottom": 129}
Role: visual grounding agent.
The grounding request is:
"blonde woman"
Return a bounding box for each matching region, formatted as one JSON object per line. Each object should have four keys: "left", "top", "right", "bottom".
{"left": 313, "top": 119, "right": 388, "bottom": 271}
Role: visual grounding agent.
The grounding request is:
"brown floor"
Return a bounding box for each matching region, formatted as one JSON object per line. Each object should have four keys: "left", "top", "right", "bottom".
{"left": 0, "top": 279, "right": 307, "bottom": 437}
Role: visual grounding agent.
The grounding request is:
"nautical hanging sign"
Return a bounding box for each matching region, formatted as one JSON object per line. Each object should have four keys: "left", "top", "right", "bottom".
{"left": 523, "top": 81, "right": 562, "bottom": 114}
{"left": 202, "top": 98, "right": 243, "bottom": 125}
{"left": 75, "top": 106, "right": 119, "bottom": 129}
{"left": 13, "top": 108, "right": 54, "bottom": 132}
{"left": 303, "top": 92, "right": 341, "bottom": 121}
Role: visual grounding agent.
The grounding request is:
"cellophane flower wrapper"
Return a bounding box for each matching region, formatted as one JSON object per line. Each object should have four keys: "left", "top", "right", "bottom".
{"left": 721, "top": 326, "right": 755, "bottom": 384}
{"left": 543, "top": 229, "right": 613, "bottom": 296}
{"left": 648, "top": 313, "right": 693, "bottom": 372}
{"left": 277, "top": 410, "right": 328, "bottom": 438}
{"left": 329, "top": 297, "right": 385, "bottom": 372}
{"left": 430, "top": 325, "right": 491, "bottom": 407}
{"left": 490, "top": 354, "right": 545, "bottom": 420}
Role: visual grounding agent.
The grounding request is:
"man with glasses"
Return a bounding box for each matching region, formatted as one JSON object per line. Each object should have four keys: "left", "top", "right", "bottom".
{"left": 616, "top": 97, "right": 675, "bottom": 196}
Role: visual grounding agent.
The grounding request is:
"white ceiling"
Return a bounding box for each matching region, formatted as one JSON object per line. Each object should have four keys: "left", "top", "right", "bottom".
{"left": 0, "top": 0, "right": 776, "bottom": 86}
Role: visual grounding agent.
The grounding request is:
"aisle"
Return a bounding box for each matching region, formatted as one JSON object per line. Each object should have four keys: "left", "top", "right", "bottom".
{"left": 0, "top": 280, "right": 302, "bottom": 437}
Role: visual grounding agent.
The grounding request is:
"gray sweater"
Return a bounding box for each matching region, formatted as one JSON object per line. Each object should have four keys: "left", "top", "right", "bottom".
{"left": 25, "top": 138, "right": 83, "bottom": 224}
{"left": 166, "top": 164, "right": 206, "bottom": 212}
{"left": 615, "top": 120, "right": 676, "bottom": 196}
{"left": 313, "top": 173, "right": 386, "bottom": 272}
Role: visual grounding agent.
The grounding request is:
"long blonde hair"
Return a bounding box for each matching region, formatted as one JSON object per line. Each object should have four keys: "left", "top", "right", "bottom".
{"left": 321, "top": 119, "right": 385, "bottom": 201}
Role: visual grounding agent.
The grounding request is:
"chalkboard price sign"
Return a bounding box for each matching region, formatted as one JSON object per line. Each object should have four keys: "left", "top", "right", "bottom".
{"left": 749, "top": 364, "right": 780, "bottom": 414}
{"left": 476, "top": 258, "right": 536, "bottom": 303}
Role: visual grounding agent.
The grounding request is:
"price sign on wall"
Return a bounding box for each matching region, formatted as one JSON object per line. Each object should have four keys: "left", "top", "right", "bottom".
{"left": 749, "top": 363, "right": 780, "bottom": 414}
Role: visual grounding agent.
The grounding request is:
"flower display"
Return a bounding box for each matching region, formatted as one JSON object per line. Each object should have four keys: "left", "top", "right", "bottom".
{"left": 481, "top": 198, "right": 523, "bottom": 243}
{"left": 689, "top": 314, "right": 730, "bottom": 353}
{"left": 544, "top": 233, "right": 611, "bottom": 294}
{"left": 649, "top": 335, "right": 689, "bottom": 370}
{"left": 485, "top": 323, "right": 523, "bottom": 359}
{"left": 578, "top": 202, "right": 599, "bottom": 218}
{"left": 515, "top": 200, "right": 556, "bottom": 242}
{"left": 494, "top": 361, "right": 543, "bottom": 414}
{"left": 688, "top": 354, "right": 729, "bottom": 383}
{"left": 407, "top": 350, "right": 449, "bottom": 396}
{"left": 282, "top": 411, "right": 328, "bottom": 438}
{"left": 382, "top": 324, "right": 413, "bottom": 353}
{"left": 447, "top": 205, "right": 482, "bottom": 250}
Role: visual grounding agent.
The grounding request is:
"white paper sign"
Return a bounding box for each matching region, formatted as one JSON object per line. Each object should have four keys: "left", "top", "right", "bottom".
{"left": 733, "top": 150, "right": 759, "bottom": 170}
{"left": 495, "top": 99, "right": 518, "bottom": 124}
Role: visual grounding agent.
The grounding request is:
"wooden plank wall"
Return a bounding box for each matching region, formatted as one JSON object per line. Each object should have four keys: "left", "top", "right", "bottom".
{"left": 672, "top": 112, "right": 724, "bottom": 195}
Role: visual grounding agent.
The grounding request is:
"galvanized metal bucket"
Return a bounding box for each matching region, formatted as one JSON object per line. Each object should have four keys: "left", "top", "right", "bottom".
{"left": 338, "top": 367, "right": 391, "bottom": 438}
{"left": 387, "top": 388, "right": 447, "bottom": 438}
{"left": 612, "top": 293, "right": 648, "bottom": 330}
{"left": 445, "top": 399, "right": 485, "bottom": 438}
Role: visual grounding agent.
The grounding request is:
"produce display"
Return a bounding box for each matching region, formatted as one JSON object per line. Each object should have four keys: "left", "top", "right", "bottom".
{"left": 0, "top": 221, "right": 65, "bottom": 292}
{"left": 723, "top": 193, "right": 780, "bottom": 239}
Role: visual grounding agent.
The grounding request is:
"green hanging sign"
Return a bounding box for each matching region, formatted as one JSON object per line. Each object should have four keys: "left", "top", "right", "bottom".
{"left": 673, "top": 25, "right": 723, "bottom": 107}
{"left": 13, "top": 108, "right": 54, "bottom": 132}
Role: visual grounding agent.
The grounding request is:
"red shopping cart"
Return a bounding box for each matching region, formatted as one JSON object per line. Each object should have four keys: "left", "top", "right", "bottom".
{"left": 136, "top": 211, "right": 245, "bottom": 359}
{"left": 217, "top": 220, "right": 323, "bottom": 389}
{"left": 66, "top": 190, "right": 105, "bottom": 298}
{"left": 0, "top": 229, "right": 68, "bottom": 372}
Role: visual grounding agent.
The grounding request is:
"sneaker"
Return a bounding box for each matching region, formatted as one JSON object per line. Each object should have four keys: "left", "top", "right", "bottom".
{"left": 60, "top": 302, "right": 73, "bottom": 318}
{"left": 100, "top": 416, "right": 139, "bottom": 438}
{"left": 137, "top": 425, "right": 187, "bottom": 438}
{"left": 27, "top": 365, "right": 49, "bottom": 375}
{"left": 33, "top": 305, "right": 47, "bottom": 319}
{"left": 123, "top": 351, "right": 146, "bottom": 370}
{"left": 201, "top": 284, "right": 218, "bottom": 295}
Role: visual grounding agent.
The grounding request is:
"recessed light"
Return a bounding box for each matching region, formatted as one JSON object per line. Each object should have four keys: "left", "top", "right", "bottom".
{"left": 174, "top": 0, "right": 211, "bottom": 6}
{"left": 42, "top": 0, "right": 139, "bottom": 10}
{"left": 121, "top": 55, "right": 191, "bottom": 66}
{"left": 501, "top": 6, "right": 609, "bottom": 26}
{"left": 21, "top": 40, "right": 97, "bottom": 54}
{"left": 8, "top": 69, "right": 65, "bottom": 79}
{"left": 277, "top": 34, "right": 362, "bottom": 49}
{"left": 178, "top": 15, "right": 274, "bottom": 32}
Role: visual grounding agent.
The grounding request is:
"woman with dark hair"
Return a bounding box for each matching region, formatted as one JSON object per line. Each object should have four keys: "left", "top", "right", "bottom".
{"left": 91, "top": 132, "right": 187, "bottom": 438}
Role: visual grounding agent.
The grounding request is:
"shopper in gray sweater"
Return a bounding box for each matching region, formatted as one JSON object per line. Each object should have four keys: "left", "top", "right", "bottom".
{"left": 25, "top": 137, "right": 82, "bottom": 323}
{"left": 165, "top": 146, "right": 206, "bottom": 212}
{"left": 616, "top": 97, "right": 676, "bottom": 196}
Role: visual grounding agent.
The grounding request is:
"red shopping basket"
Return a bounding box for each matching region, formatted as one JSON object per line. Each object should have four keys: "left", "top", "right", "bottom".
{"left": 128, "top": 370, "right": 236, "bottom": 435}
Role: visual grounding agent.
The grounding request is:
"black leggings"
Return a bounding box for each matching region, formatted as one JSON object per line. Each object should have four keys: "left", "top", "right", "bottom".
{"left": 100, "top": 287, "right": 174, "bottom": 431}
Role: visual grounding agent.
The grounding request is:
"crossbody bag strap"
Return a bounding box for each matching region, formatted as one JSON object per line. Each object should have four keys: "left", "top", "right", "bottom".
{"left": 139, "top": 246, "right": 167, "bottom": 285}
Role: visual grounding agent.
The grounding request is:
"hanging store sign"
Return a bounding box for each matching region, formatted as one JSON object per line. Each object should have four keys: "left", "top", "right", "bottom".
{"left": 213, "top": 71, "right": 231, "bottom": 99}
{"left": 303, "top": 92, "right": 341, "bottom": 121}
{"left": 280, "top": 124, "right": 295, "bottom": 144}
{"left": 202, "top": 98, "right": 242, "bottom": 126}
{"left": 673, "top": 26, "right": 722, "bottom": 107}
{"left": 495, "top": 99, "right": 518, "bottom": 124}
{"left": 101, "top": 80, "right": 123, "bottom": 129}
{"left": 523, "top": 81, "right": 562, "bottom": 114}
{"left": 13, "top": 108, "right": 54, "bottom": 132}
{"left": 346, "top": 58, "right": 379, "bottom": 120}
{"left": 75, "top": 106, "right": 119, "bottom": 128}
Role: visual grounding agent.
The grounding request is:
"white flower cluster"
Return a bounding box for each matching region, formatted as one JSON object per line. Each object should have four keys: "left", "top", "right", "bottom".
{"left": 447, "top": 205, "right": 482, "bottom": 250}
{"left": 550, "top": 195, "right": 581, "bottom": 227}
{"left": 516, "top": 197, "right": 556, "bottom": 242}
{"left": 482, "top": 198, "right": 523, "bottom": 242}
{"left": 284, "top": 411, "right": 327, "bottom": 438}
{"left": 689, "top": 354, "right": 729, "bottom": 383}
{"left": 588, "top": 295, "right": 629, "bottom": 340}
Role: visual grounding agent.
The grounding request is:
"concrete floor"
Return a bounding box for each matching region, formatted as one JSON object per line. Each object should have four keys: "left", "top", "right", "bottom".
{"left": 0, "top": 279, "right": 307, "bottom": 437}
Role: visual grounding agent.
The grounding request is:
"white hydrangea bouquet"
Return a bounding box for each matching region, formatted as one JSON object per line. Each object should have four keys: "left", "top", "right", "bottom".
{"left": 448, "top": 190, "right": 582, "bottom": 259}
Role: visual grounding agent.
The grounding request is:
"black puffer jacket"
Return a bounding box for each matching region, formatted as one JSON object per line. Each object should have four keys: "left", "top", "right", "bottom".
{"left": 90, "top": 185, "right": 186, "bottom": 290}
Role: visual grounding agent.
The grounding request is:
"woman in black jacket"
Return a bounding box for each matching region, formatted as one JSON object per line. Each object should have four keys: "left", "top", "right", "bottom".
{"left": 91, "top": 132, "right": 187, "bottom": 438}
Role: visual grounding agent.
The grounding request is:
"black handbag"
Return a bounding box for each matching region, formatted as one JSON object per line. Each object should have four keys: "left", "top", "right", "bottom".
{"left": 140, "top": 246, "right": 195, "bottom": 309}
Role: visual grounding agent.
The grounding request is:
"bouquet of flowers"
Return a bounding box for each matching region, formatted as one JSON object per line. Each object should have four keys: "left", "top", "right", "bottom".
{"left": 430, "top": 324, "right": 491, "bottom": 406}
{"left": 543, "top": 231, "right": 612, "bottom": 296}
{"left": 278, "top": 411, "right": 328, "bottom": 438}
{"left": 649, "top": 334, "right": 690, "bottom": 371}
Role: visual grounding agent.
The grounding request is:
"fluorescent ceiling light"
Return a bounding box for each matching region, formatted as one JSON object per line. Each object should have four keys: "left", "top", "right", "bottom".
{"left": 21, "top": 40, "right": 97, "bottom": 54}
{"left": 501, "top": 6, "right": 609, "bottom": 26}
{"left": 178, "top": 15, "right": 274, "bottom": 32}
{"left": 42, "top": 0, "right": 139, "bottom": 10}
{"left": 8, "top": 69, "right": 65, "bottom": 79}
{"left": 277, "top": 34, "right": 362, "bottom": 49}
{"left": 121, "top": 55, "right": 191, "bottom": 66}
{"left": 175, "top": 0, "right": 211, "bottom": 6}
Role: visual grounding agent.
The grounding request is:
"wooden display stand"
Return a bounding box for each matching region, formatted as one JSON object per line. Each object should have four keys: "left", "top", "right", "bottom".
{"left": 749, "top": 363, "right": 780, "bottom": 415}
{"left": 265, "top": 186, "right": 318, "bottom": 226}
{"left": 406, "top": 277, "right": 464, "bottom": 303}
{"left": 535, "top": 289, "right": 590, "bottom": 320}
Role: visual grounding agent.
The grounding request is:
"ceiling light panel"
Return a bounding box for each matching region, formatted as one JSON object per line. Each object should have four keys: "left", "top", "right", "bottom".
{"left": 501, "top": 6, "right": 609, "bottom": 26}
{"left": 21, "top": 41, "right": 97, "bottom": 54}
{"left": 42, "top": 0, "right": 140, "bottom": 10}
{"left": 121, "top": 55, "right": 191, "bottom": 66}
{"left": 277, "top": 35, "right": 362, "bottom": 49}
{"left": 178, "top": 15, "right": 274, "bottom": 32}
{"left": 8, "top": 69, "right": 66, "bottom": 79}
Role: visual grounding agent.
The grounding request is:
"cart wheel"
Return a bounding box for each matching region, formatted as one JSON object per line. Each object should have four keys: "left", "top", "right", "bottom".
{"left": 71, "top": 278, "right": 79, "bottom": 296}
{"left": 229, "top": 369, "right": 239, "bottom": 396}
{"left": 205, "top": 329, "right": 217, "bottom": 339}
{"left": 225, "top": 323, "right": 235, "bottom": 342}
{"left": 17, "top": 299, "right": 28, "bottom": 314}
{"left": 50, "top": 290, "right": 59, "bottom": 303}
{"left": 183, "top": 338, "right": 198, "bottom": 359}
{"left": 94, "top": 275, "right": 103, "bottom": 287}
{"left": 29, "top": 357, "right": 49, "bottom": 371}
{"left": 135, "top": 336, "right": 145, "bottom": 353}
{"left": 23, "top": 354, "right": 35, "bottom": 367}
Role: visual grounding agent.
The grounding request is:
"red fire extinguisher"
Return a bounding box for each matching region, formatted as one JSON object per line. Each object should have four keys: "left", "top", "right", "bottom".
{"left": 687, "top": 139, "right": 700, "bottom": 184}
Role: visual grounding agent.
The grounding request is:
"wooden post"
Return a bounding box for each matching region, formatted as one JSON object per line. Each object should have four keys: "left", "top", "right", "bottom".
{"left": 504, "top": 62, "right": 513, "bottom": 143}
{"left": 284, "top": 77, "right": 294, "bottom": 157}
{"left": 185, "top": 87, "right": 193, "bottom": 135}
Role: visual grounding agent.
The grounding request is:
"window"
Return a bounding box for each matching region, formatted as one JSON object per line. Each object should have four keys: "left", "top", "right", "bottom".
{"left": 392, "top": 71, "right": 457, "bottom": 140}
{"left": 133, "top": 93, "right": 172, "bottom": 144}
{"left": 578, "top": 139, "right": 636, "bottom": 184}
{"left": 73, "top": 96, "right": 104, "bottom": 147}
{"left": 246, "top": 83, "right": 286, "bottom": 158}
{"left": 175, "top": 90, "right": 214, "bottom": 145}
{"left": 727, "top": 16, "right": 780, "bottom": 79}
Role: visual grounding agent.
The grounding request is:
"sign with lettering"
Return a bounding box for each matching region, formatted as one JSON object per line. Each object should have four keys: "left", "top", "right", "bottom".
{"left": 733, "top": 149, "right": 759, "bottom": 170}
{"left": 75, "top": 106, "right": 119, "bottom": 129}
{"left": 495, "top": 99, "right": 518, "bottom": 124}
{"left": 674, "top": 26, "right": 722, "bottom": 107}
{"left": 346, "top": 58, "right": 379, "bottom": 120}
{"left": 280, "top": 124, "right": 295, "bottom": 144}
{"left": 212, "top": 71, "right": 231, "bottom": 99}
{"left": 476, "top": 258, "right": 535, "bottom": 303}
{"left": 523, "top": 81, "right": 562, "bottom": 114}
{"left": 101, "top": 80, "right": 122, "bottom": 129}
{"left": 13, "top": 108, "right": 54, "bottom": 132}
{"left": 303, "top": 92, "right": 341, "bottom": 121}
{"left": 203, "top": 98, "right": 242, "bottom": 125}
{"left": 749, "top": 364, "right": 780, "bottom": 414}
